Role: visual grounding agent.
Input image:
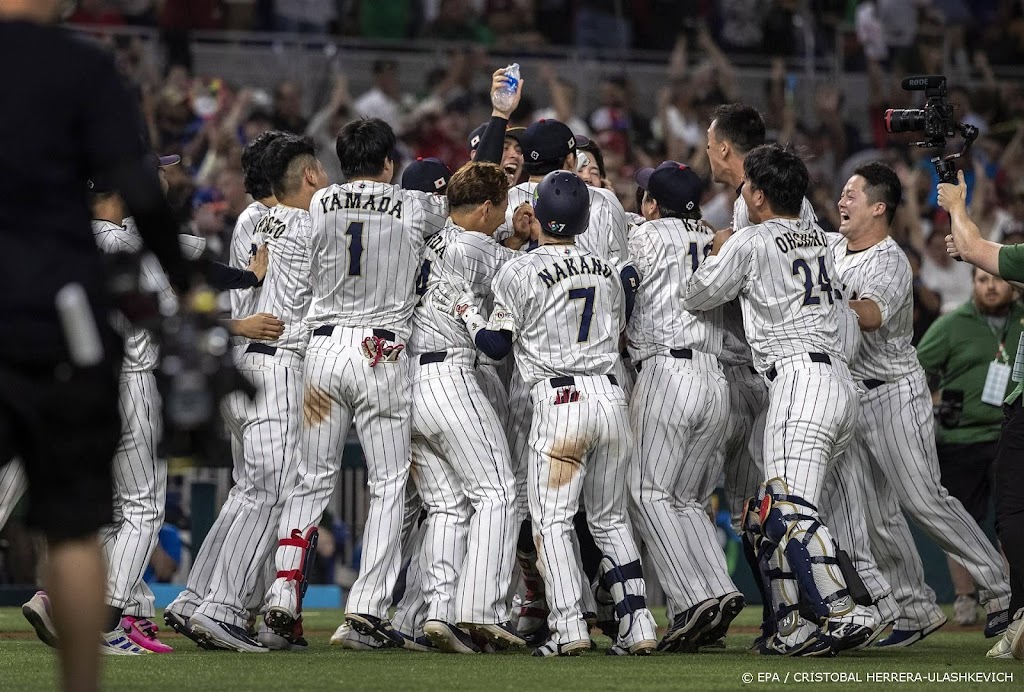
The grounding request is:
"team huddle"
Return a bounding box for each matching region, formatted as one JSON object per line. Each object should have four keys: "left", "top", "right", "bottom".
{"left": 4, "top": 72, "right": 1013, "bottom": 659}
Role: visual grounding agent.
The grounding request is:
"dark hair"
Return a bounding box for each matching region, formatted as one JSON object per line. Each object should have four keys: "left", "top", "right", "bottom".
{"left": 578, "top": 141, "right": 606, "bottom": 178}
{"left": 263, "top": 135, "right": 317, "bottom": 198}
{"left": 712, "top": 104, "right": 766, "bottom": 155}
{"left": 372, "top": 59, "right": 397, "bottom": 75}
{"left": 743, "top": 143, "right": 807, "bottom": 217}
{"left": 336, "top": 118, "right": 396, "bottom": 180}
{"left": 642, "top": 190, "right": 702, "bottom": 221}
{"left": 852, "top": 161, "right": 902, "bottom": 225}
{"left": 524, "top": 156, "right": 570, "bottom": 178}
{"left": 447, "top": 162, "right": 509, "bottom": 210}
{"left": 241, "top": 130, "right": 288, "bottom": 199}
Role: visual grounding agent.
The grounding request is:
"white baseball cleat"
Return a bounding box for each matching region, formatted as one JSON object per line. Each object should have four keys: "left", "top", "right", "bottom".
{"left": 330, "top": 622, "right": 385, "bottom": 650}
{"left": 423, "top": 620, "right": 480, "bottom": 654}
{"left": 99, "top": 629, "right": 149, "bottom": 655}
{"left": 190, "top": 612, "right": 269, "bottom": 653}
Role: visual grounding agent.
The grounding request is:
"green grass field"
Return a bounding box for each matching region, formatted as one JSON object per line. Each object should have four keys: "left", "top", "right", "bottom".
{"left": 0, "top": 606, "right": 1018, "bottom": 691}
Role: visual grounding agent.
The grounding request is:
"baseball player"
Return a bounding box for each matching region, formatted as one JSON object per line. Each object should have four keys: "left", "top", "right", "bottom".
{"left": 451, "top": 171, "right": 657, "bottom": 657}
{"left": 173, "top": 136, "right": 327, "bottom": 653}
{"left": 407, "top": 162, "right": 535, "bottom": 653}
{"left": 681, "top": 144, "right": 877, "bottom": 656}
{"left": 832, "top": 162, "right": 1011, "bottom": 646}
{"left": 263, "top": 118, "right": 448, "bottom": 646}
{"left": 624, "top": 160, "right": 744, "bottom": 652}
{"left": 164, "top": 130, "right": 288, "bottom": 649}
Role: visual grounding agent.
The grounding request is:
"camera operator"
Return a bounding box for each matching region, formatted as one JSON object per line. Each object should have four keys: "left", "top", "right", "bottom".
{"left": 939, "top": 169, "right": 1024, "bottom": 659}
{"left": 0, "top": 1, "right": 192, "bottom": 690}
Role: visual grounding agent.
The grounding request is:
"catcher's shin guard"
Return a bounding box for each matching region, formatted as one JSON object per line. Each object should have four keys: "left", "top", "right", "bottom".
{"left": 759, "top": 478, "right": 852, "bottom": 623}
{"left": 742, "top": 497, "right": 776, "bottom": 638}
{"left": 277, "top": 527, "right": 319, "bottom": 615}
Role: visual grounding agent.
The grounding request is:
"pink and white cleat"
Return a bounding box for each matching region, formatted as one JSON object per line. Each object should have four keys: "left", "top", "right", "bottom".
{"left": 121, "top": 616, "right": 173, "bottom": 653}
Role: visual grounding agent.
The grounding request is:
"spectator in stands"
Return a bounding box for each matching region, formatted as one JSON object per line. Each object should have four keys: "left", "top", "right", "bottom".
{"left": 715, "top": 0, "right": 766, "bottom": 54}
{"left": 273, "top": 0, "right": 334, "bottom": 33}
{"left": 921, "top": 227, "right": 975, "bottom": 314}
{"left": 215, "top": 168, "right": 250, "bottom": 228}
{"left": 535, "top": 64, "right": 589, "bottom": 136}
{"left": 588, "top": 75, "right": 651, "bottom": 159}
{"left": 422, "top": 0, "right": 493, "bottom": 45}
{"left": 306, "top": 73, "right": 353, "bottom": 183}
{"left": 71, "top": 0, "right": 123, "bottom": 26}
{"left": 354, "top": 60, "right": 407, "bottom": 133}
{"left": 190, "top": 187, "right": 230, "bottom": 259}
{"left": 485, "top": 0, "right": 545, "bottom": 49}
{"left": 272, "top": 80, "right": 308, "bottom": 134}
{"left": 905, "top": 245, "right": 943, "bottom": 344}
{"left": 917, "top": 266, "right": 1024, "bottom": 626}
{"left": 575, "top": 0, "right": 631, "bottom": 55}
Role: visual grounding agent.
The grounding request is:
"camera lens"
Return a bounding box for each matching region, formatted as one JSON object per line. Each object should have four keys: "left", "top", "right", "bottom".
{"left": 884, "top": 109, "right": 926, "bottom": 134}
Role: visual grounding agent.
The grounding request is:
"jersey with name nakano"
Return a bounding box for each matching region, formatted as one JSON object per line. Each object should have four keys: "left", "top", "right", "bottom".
{"left": 307, "top": 181, "right": 448, "bottom": 341}
{"left": 490, "top": 244, "right": 624, "bottom": 388}
{"left": 251, "top": 204, "right": 313, "bottom": 355}
{"left": 682, "top": 216, "right": 846, "bottom": 374}
{"left": 832, "top": 235, "right": 919, "bottom": 381}
{"left": 411, "top": 224, "right": 518, "bottom": 354}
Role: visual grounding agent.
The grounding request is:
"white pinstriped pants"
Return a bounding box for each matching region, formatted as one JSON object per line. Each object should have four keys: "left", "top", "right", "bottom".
{"left": 720, "top": 364, "right": 768, "bottom": 529}
{"left": 171, "top": 347, "right": 304, "bottom": 626}
{"left": 857, "top": 371, "right": 1010, "bottom": 628}
{"left": 274, "top": 329, "right": 412, "bottom": 619}
{"left": 409, "top": 350, "right": 516, "bottom": 625}
{"left": 629, "top": 353, "right": 736, "bottom": 611}
{"left": 0, "top": 372, "right": 165, "bottom": 618}
{"left": 527, "top": 375, "right": 643, "bottom": 645}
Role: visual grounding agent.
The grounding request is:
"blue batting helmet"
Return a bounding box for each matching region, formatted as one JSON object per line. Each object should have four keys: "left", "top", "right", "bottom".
{"left": 533, "top": 171, "right": 590, "bottom": 237}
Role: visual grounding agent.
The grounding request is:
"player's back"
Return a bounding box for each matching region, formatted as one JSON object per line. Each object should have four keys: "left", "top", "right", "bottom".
{"left": 833, "top": 235, "right": 918, "bottom": 381}
{"left": 308, "top": 182, "right": 446, "bottom": 339}
{"left": 411, "top": 225, "right": 515, "bottom": 354}
{"left": 493, "top": 244, "right": 623, "bottom": 387}
{"left": 252, "top": 205, "right": 313, "bottom": 355}
{"left": 742, "top": 218, "right": 845, "bottom": 372}
{"left": 627, "top": 217, "right": 723, "bottom": 361}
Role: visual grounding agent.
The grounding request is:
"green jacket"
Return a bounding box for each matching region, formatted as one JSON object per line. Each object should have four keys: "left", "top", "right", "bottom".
{"left": 1000, "top": 245, "right": 1024, "bottom": 403}
{"left": 917, "top": 299, "right": 1024, "bottom": 444}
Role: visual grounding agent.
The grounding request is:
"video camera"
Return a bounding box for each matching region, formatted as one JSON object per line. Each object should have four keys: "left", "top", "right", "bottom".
{"left": 884, "top": 75, "right": 978, "bottom": 184}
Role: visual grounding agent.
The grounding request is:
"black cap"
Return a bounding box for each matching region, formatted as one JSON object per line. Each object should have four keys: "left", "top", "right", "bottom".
{"left": 520, "top": 120, "right": 590, "bottom": 164}
{"left": 402, "top": 157, "right": 452, "bottom": 193}
{"left": 634, "top": 161, "right": 702, "bottom": 214}
{"left": 468, "top": 122, "right": 527, "bottom": 152}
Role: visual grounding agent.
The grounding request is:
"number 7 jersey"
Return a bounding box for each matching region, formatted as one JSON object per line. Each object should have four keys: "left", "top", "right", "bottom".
{"left": 490, "top": 244, "right": 624, "bottom": 388}
{"left": 307, "top": 181, "right": 449, "bottom": 340}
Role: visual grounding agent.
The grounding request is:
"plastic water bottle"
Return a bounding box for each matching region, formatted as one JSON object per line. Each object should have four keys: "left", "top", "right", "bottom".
{"left": 491, "top": 63, "right": 520, "bottom": 112}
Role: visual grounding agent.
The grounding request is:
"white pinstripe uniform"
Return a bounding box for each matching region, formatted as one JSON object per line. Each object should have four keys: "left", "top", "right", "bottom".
{"left": 625, "top": 217, "right": 737, "bottom": 612}
{"left": 172, "top": 204, "right": 311, "bottom": 629}
{"left": 489, "top": 243, "right": 653, "bottom": 647}
{"left": 495, "top": 181, "right": 628, "bottom": 520}
{"left": 832, "top": 236, "right": 1011, "bottom": 629}
{"left": 409, "top": 224, "right": 518, "bottom": 626}
{"left": 682, "top": 216, "right": 860, "bottom": 628}
{"left": 94, "top": 219, "right": 173, "bottom": 618}
{"left": 169, "top": 202, "right": 270, "bottom": 621}
{"left": 269, "top": 182, "right": 447, "bottom": 622}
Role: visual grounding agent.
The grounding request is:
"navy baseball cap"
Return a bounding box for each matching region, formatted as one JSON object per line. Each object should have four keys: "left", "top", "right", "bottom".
{"left": 402, "top": 157, "right": 452, "bottom": 193}
{"left": 468, "top": 122, "right": 526, "bottom": 152}
{"left": 634, "top": 161, "right": 702, "bottom": 214}
{"left": 520, "top": 119, "right": 590, "bottom": 164}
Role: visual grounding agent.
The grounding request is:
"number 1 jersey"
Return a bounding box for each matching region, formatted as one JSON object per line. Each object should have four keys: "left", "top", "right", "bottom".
{"left": 307, "top": 181, "right": 448, "bottom": 341}
{"left": 490, "top": 244, "right": 624, "bottom": 388}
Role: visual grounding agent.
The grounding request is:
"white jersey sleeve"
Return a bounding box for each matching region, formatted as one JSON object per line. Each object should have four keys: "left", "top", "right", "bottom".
{"left": 251, "top": 205, "right": 314, "bottom": 355}
{"left": 229, "top": 201, "right": 270, "bottom": 320}
{"left": 834, "top": 236, "right": 919, "bottom": 381}
{"left": 626, "top": 217, "right": 723, "bottom": 362}
{"left": 405, "top": 189, "right": 450, "bottom": 238}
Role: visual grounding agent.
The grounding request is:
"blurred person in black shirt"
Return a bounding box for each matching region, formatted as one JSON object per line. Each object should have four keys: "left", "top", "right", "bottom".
{"left": 0, "top": 1, "right": 189, "bottom": 690}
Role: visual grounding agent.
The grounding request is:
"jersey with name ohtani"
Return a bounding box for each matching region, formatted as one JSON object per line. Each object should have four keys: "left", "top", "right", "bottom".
{"left": 626, "top": 217, "right": 723, "bottom": 362}
{"left": 682, "top": 216, "right": 845, "bottom": 374}
{"left": 307, "top": 182, "right": 448, "bottom": 341}
{"left": 494, "top": 181, "right": 627, "bottom": 265}
{"left": 410, "top": 224, "right": 517, "bottom": 354}
{"left": 92, "top": 220, "right": 174, "bottom": 372}
{"left": 720, "top": 194, "right": 820, "bottom": 366}
{"left": 490, "top": 244, "right": 623, "bottom": 388}
{"left": 230, "top": 200, "right": 271, "bottom": 322}
{"left": 252, "top": 204, "right": 313, "bottom": 355}
{"left": 832, "top": 235, "right": 919, "bottom": 381}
